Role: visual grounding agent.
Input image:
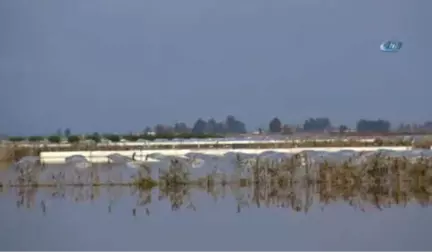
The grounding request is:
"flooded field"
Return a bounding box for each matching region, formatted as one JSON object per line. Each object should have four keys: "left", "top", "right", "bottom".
{"left": 1, "top": 150, "right": 432, "bottom": 250}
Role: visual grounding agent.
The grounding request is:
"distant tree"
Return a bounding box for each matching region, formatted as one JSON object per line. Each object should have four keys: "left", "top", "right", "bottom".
{"left": 174, "top": 122, "right": 189, "bottom": 134}
{"left": 123, "top": 134, "right": 139, "bottom": 142}
{"left": 104, "top": 134, "right": 120, "bottom": 142}
{"left": 8, "top": 136, "right": 25, "bottom": 142}
{"left": 303, "top": 117, "right": 331, "bottom": 132}
{"left": 28, "top": 136, "right": 44, "bottom": 142}
{"left": 215, "top": 121, "right": 226, "bottom": 134}
{"left": 155, "top": 133, "right": 175, "bottom": 140}
{"left": 339, "top": 125, "right": 348, "bottom": 134}
{"left": 47, "top": 135, "right": 61, "bottom": 143}
{"left": 64, "top": 128, "right": 71, "bottom": 137}
{"left": 154, "top": 124, "right": 173, "bottom": 135}
{"left": 421, "top": 121, "right": 432, "bottom": 133}
{"left": 396, "top": 123, "right": 405, "bottom": 133}
{"left": 192, "top": 118, "right": 207, "bottom": 134}
{"left": 225, "top": 115, "right": 247, "bottom": 134}
{"left": 143, "top": 127, "right": 152, "bottom": 134}
{"left": 356, "top": 119, "right": 391, "bottom": 133}
{"left": 86, "top": 132, "right": 101, "bottom": 143}
{"left": 67, "top": 135, "right": 80, "bottom": 143}
{"left": 269, "top": 117, "right": 282, "bottom": 133}
{"left": 204, "top": 119, "right": 226, "bottom": 134}
{"left": 56, "top": 128, "right": 63, "bottom": 137}
{"left": 205, "top": 118, "right": 218, "bottom": 134}
{"left": 423, "top": 121, "right": 432, "bottom": 128}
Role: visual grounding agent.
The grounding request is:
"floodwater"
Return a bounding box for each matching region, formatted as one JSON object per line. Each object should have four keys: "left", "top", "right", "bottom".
{"left": 1, "top": 150, "right": 432, "bottom": 250}
{"left": 0, "top": 185, "right": 431, "bottom": 250}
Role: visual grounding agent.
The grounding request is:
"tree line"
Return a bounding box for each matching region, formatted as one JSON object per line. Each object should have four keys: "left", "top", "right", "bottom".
{"left": 268, "top": 117, "right": 432, "bottom": 134}
{"left": 7, "top": 132, "right": 223, "bottom": 144}
{"left": 5, "top": 116, "right": 432, "bottom": 143}
{"left": 145, "top": 115, "right": 247, "bottom": 135}
{"left": 149, "top": 116, "right": 428, "bottom": 135}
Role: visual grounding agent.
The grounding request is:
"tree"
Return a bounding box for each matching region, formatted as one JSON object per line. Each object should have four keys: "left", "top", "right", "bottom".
{"left": 64, "top": 128, "right": 71, "bottom": 137}
{"left": 122, "top": 134, "right": 139, "bottom": 142}
{"left": 356, "top": 119, "right": 391, "bottom": 133}
{"left": 154, "top": 124, "right": 173, "bottom": 135}
{"left": 67, "top": 135, "right": 80, "bottom": 143}
{"left": 205, "top": 118, "right": 218, "bottom": 134}
{"left": 225, "top": 115, "right": 247, "bottom": 134}
{"left": 8, "top": 136, "right": 25, "bottom": 142}
{"left": 339, "top": 125, "right": 348, "bottom": 134}
{"left": 174, "top": 122, "right": 189, "bottom": 134}
{"left": 303, "top": 118, "right": 331, "bottom": 132}
{"left": 143, "top": 127, "right": 152, "bottom": 134}
{"left": 269, "top": 117, "right": 282, "bottom": 133}
{"left": 47, "top": 135, "right": 61, "bottom": 143}
{"left": 192, "top": 118, "right": 207, "bottom": 134}
{"left": 86, "top": 132, "right": 101, "bottom": 143}
{"left": 28, "top": 136, "right": 44, "bottom": 142}
{"left": 104, "top": 134, "right": 120, "bottom": 142}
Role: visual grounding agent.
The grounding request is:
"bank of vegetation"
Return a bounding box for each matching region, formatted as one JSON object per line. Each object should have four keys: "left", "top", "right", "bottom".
{"left": 1, "top": 135, "right": 432, "bottom": 162}
{"left": 6, "top": 132, "right": 223, "bottom": 143}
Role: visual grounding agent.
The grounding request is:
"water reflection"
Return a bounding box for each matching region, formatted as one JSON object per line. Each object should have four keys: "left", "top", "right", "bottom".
{"left": 3, "top": 180, "right": 431, "bottom": 215}
{"left": 1, "top": 154, "right": 432, "bottom": 250}
{"left": 1, "top": 183, "right": 431, "bottom": 250}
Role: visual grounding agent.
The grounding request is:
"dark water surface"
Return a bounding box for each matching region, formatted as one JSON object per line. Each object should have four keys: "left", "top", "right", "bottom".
{"left": 0, "top": 185, "right": 431, "bottom": 250}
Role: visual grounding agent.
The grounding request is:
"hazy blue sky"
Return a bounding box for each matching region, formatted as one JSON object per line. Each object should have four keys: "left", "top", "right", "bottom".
{"left": 1, "top": 0, "right": 431, "bottom": 135}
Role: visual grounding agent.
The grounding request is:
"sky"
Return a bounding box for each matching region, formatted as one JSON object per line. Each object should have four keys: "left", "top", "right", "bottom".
{"left": 1, "top": 0, "right": 431, "bottom": 135}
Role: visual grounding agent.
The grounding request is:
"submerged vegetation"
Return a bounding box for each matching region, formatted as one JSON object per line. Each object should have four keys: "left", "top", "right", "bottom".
{"left": 3, "top": 153, "right": 432, "bottom": 188}
{"left": 2, "top": 152, "right": 432, "bottom": 213}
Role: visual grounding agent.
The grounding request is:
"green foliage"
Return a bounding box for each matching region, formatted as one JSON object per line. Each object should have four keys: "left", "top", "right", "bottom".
{"left": 303, "top": 117, "right": 332, "bottom": 132}
{"left": 47, "top": 135, "right": 61, "bottom": 143}
{"left": 357, "top": 119, "right": 391, "bottom": 133}
{"left": 5, "top": 132, "right": 223, "bottom": 144}
{"left": 28, "top": 136, "right": 45, "bottom": 142}
{"left": 67, "top": 135, "right": 81, "bottom": 143}
{"left": 135, "top": 133, "right": 223, "bottom": 141}
{"left": 8, "top": 136, "right": 26, "bottom": 142}
{"left": 104, "top": 134, "right": 121, "bottom": 142}
{"left": 269, "top": 117, "right": 282, "bottom": 133}
{"left": 85, "top": 133, "right": 101, "bottom": 143}
{"left": 122, "top": 134, "right": 139, "bottom": 142}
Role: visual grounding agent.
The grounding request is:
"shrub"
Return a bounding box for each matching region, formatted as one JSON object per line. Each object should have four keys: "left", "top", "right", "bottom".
{"left": 139, "top": 134, "right": 156, "bottom": 141}
{"left": 86, "top": 133, "right": 101, "bottom": 143}
{"left": 104, "top": 134, "right": 120, "bottom": 142}
{"left": 8, "top": 136, "right": 26, "bottom": 142}
{"left": 122, "top": 135, "right": 139, "bottom": 142}
{"left": 47, "top": 135, "right": 61, "bottom": 143}
{"left": 67, "top": 135, "right": 81, "bottom": 143}
{"left": 155, "top": 133, "right": 175, "bottom": 140}
{"left": 28, "top": 136, "right": 44, "bottom": 142}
